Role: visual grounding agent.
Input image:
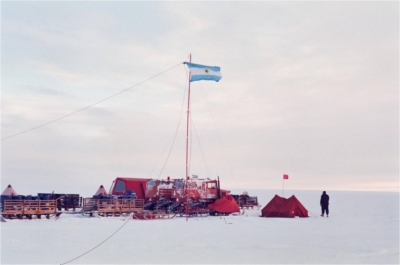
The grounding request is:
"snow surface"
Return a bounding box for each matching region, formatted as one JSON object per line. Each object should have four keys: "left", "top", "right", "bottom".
{"left": 1, "top": 190, "right": 399, "bottom": 264}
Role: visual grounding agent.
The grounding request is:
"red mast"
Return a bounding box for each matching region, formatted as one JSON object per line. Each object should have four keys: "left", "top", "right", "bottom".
{"left": 185, "top": 54, "right": 192, "bottom": 221}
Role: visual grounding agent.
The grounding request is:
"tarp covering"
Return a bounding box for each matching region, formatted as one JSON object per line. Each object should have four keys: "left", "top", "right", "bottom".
{"left": 208, "top": 194, "right": 240, "bottom": 213}
{"left": 94, "top": 185, "right": 108, "bottom": 196}
{"left": 261, "top": 194, "right": 308, "bottom": 218}
{"left": 1, "top": 184, "right": 18, "bottom": 196}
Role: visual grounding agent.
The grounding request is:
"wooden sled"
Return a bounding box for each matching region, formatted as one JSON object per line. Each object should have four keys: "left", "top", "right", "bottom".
{"left": 132, "top": 210, "right": 176, "bottom": 220}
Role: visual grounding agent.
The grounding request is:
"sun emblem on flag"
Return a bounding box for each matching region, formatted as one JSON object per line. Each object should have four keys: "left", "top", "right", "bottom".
{"left": 204, "top": 69, "right": 209, "bottom": 74}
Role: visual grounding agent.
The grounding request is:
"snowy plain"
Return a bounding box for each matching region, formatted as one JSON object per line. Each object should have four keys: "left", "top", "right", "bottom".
{"left": 1, "top": 189, "right": 399, "bottom": 265}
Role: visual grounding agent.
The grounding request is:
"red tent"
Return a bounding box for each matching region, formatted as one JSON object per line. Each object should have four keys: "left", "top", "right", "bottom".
{"left": 261, "top": 194, "right": 308, "bottom": 218}
{"left": 208, "top": 194, "right": 240, "bottom": 214}
{"left": 1, "top": 184, "right": 18, "bottom": 196}
{"left": 94, "top": 185, "right": 108, "bottom": 196}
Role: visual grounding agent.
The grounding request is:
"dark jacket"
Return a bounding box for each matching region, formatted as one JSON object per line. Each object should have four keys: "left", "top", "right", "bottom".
{"left": 320, "top": 193, "right": 329, "bottom": 207}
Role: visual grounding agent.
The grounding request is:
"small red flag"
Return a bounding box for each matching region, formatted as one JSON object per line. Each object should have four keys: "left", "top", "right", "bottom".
{"left": 283, "top": 174, "right": 289, "bottom": 180}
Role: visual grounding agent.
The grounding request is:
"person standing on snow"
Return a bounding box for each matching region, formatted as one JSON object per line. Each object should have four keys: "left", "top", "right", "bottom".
{"left": 320, "top": 191, "right": 330, "bottom": 217}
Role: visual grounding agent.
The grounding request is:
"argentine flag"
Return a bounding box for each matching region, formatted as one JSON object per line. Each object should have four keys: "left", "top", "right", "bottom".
{"left": 185, "top": 62, "right": 222, "bottom": 82}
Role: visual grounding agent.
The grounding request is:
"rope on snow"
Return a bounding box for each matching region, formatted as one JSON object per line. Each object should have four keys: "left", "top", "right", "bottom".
{"left": 60, "top": 213, "right": 132, "bottom": 265}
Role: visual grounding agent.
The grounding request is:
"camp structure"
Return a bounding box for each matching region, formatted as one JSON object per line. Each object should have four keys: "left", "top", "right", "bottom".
{"left": 208, "top": 194, "right": 240, "bottom": 215}
{"left": 109, "top": 178, "right": 149, "bottom": 199}
{"left": 261, "top": 194, "right": 308, "bottom": 218}
{"left": 1, "top": 184, "right": 18, "bottom": 196}
{"left": 94, "top": 185, "right": 108, "bottom": 196}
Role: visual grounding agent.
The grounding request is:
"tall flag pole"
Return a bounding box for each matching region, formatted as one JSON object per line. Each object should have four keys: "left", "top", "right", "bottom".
{"left": 185, "top": 54, "right": 192, "bottom": 222}
{"left": 183, "top": 58, "right": 222, "bottom": 221}
{"left": 283, "top": 174, "right": 289, "bottom": 197}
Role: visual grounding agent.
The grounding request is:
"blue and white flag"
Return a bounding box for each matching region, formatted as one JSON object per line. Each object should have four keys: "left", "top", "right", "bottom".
{"left": 185, "top": 62, "right": 222, "bottom": 82}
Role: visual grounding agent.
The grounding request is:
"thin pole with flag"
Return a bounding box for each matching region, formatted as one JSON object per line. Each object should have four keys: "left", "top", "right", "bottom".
{"left": 185, "top": 54, "right": 192, "bottom": 222}
{"left": 283, "top": 174, "right": 289, "bottom": 197}
{"left": 183, "top": 57, "right": 222, "bottom": 221}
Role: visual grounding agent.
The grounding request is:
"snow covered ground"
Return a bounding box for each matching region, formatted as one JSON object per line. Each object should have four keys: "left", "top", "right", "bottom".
{"left": 1, "top": 189, "right": 399, "bottom": 264}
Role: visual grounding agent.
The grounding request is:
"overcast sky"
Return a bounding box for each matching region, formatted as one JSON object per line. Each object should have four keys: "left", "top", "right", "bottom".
{"left": 1, "top": 1, "right": 399, "bottom": 195}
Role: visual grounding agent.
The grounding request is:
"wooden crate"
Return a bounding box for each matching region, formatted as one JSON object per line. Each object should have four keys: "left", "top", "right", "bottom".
{"left": 23, "top": 200, "right": 40, "bottom": 215}
{"left": 37, "top": 200, "right": 57, "bottom": 214}
{"left": 2, "top": 200, "right": 56, "bottom": 216}
{"left": 132, "top": 199, "right": 144, "bottom": 212}
{"left": 97, "top": 198, "right": 144, "bottom": 215}
{"left": 3, "top": 200, "right": 24, "bottom": 215}
{"left": 97, "top": 199, "right": 115, "bottom": 213}
{"left": 81, "top": 198, "right": 144, "bottom": 216}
